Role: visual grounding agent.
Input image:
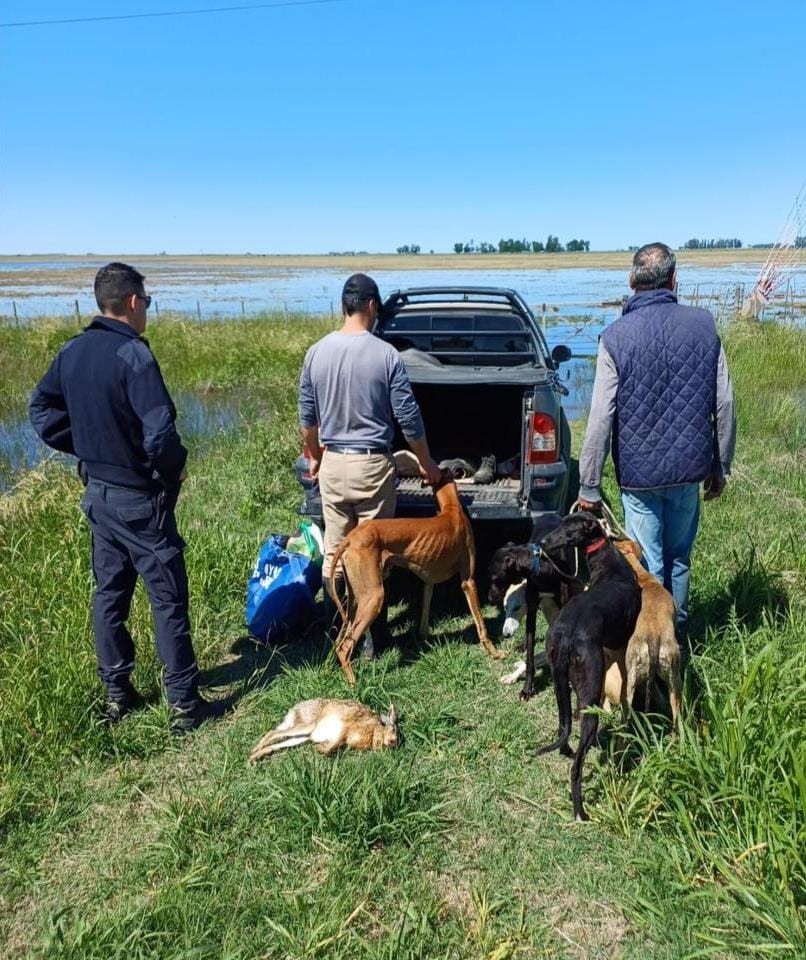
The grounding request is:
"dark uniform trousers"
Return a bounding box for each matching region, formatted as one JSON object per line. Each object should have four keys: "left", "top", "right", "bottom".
{"left": 80, "top": 480, "right": 199, "bottom": 705}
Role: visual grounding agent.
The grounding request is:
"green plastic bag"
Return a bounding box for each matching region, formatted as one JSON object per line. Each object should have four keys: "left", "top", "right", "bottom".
{"left": 285, "top": 519, "right": 324, "bottom": 565}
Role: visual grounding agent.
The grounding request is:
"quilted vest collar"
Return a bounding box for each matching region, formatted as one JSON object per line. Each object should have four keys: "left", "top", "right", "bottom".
{"left": 623, "top": 288, "right": 677, "bottom": 315}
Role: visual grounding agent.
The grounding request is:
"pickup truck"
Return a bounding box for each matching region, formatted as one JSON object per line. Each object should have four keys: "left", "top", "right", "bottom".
{"left": 295, "top": 286, "right": 572, "bottom": 528}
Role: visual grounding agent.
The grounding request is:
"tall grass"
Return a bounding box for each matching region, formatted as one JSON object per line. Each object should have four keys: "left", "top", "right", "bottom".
{"left": 597, "top": 320, "right": 806, "bottom": 955}
{"left": 1, "top": 313, "right": 804, "bottom": 957}
{"left": 603, "top": 619, "right": 806, "bottom": 953}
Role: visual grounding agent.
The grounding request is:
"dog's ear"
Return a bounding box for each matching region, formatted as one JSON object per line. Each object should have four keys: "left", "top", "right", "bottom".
{"left": 383, "top": 703, "right": 398, "bottom": 728}
{"left": 626, "top": 538, "right": 641, "bottom": 559}
{"left": 577, "top": 512, "right": 606, "bottom": 537}
{"left": 504, "top": 552, "right": 519, "bottom": 573}
{"left": 540, "top": 528, "right": 567, "bottom": 550}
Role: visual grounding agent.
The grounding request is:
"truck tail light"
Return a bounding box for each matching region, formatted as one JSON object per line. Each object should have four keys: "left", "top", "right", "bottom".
{"left": 527, "top": 412, "right": 557, "bottom": 464}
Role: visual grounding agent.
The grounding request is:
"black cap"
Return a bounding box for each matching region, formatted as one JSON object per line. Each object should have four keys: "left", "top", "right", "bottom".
{"left": 342, "top": 273, "right": 382, "bottom": 306}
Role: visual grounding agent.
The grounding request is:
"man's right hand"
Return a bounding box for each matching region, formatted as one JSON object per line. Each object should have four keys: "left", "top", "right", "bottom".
{"left": 419, "top": 456, "right": 442, "bottom": 486}
{"left": 577, "top": 497, "right": 602, "bottom": 513}
{"left": 308, "top": 456, "right": 321, "bottom": 480}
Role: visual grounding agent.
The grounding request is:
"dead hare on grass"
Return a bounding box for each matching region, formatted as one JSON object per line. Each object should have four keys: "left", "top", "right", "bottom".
{"left": 248, "top": 699, "right": 398, "bottom": 763}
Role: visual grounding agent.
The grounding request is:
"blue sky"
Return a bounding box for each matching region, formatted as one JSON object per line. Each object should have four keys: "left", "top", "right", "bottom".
{"left": 1, "top": 0, "right": 804, "bottom": 254}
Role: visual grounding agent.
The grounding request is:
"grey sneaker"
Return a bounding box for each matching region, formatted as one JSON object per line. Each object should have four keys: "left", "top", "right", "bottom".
{"left": 473, "top": 454, "right": 496, "bottom": 484}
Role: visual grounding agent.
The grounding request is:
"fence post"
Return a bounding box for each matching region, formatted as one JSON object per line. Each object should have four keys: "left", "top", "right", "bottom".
{"left": 74, "top": 300, "right": 81, "bottom": 325}
{"left": 12, "top": 300, "right": 18, "bottom": 325}
{"left": 330, "top": 299, "right": 334, "bottom": 320}
{"left": 154, "top": 300, "right": 159, "bottom": 319}
{"left": 197, "top": 300, "right": 202, "bottom": 322}
{"left": 241, "top": 299, "right": 245, "bottom": 316}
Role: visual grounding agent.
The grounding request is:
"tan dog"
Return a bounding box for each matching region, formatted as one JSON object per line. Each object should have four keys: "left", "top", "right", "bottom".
{"left": 248, "top": 699, "right": 398, "bottom": 763}
{"left": 329, "top": 469, "right": 500, "bottom": 685}
{"left": 613, "top": 538, "right": 682, "bottom": 726}
{"left": 602, "top": 647, "right": 628, "bottom": 711}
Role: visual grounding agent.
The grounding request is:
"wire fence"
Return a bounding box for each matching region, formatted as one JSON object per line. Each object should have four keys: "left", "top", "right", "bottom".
{"left": 2, "top": 280, "right": 805, "bottom": 340}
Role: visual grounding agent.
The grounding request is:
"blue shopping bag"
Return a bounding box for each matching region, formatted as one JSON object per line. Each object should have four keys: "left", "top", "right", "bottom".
{"left": 246, "top": 534, "right": 323, "bottom": 642}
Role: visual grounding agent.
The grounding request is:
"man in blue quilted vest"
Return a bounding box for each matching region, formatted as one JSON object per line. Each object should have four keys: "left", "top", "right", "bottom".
{"left": 578, "top": 242, "right": 736, "bottom": 638}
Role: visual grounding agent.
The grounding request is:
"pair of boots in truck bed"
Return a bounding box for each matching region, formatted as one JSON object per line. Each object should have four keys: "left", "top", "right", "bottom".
{"left": 438, "top": 454, "right": 498, "bottom": 484}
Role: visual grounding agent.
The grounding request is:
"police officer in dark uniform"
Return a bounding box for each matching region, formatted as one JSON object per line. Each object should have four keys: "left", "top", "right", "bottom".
{"left": 29, "top": 262, "right": 223, "bottom": 735}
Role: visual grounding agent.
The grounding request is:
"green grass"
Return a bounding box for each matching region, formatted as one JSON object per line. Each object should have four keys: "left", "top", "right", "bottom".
{"left": 0, "top": 313, "right": 804, "bottom": 958}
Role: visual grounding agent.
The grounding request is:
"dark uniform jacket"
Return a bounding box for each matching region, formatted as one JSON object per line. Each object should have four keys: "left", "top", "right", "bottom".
{"left": 29, "top": 316, "right": 186, "bottom": 491}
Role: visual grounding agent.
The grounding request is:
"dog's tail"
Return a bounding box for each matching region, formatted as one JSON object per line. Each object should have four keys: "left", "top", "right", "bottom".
{"left": 645, "top": 634, "right": 660, "bottom": 713}
{"left": 328, "top": 537, "right": 351, "bottom": 624}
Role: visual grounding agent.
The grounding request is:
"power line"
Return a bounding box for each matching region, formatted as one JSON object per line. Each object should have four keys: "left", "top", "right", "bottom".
{"left": 0, "top": 0, "right": 349, "bottom": 30}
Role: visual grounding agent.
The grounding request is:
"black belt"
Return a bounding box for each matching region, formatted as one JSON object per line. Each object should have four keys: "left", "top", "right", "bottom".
{"left": 326, "top": 445, "right": 390, "bottom": 455}
{"left": 86, "top": 478, "right": 161, "bottom": 495}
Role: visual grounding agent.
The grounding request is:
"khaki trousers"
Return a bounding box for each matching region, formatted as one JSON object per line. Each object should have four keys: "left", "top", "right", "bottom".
{"left": 318, "top": 450, "right": 396, "bottom": 578}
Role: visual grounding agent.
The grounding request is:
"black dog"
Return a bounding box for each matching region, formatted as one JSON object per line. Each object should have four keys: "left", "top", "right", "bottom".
{"left": 488, "top": 514, "right": 583, "bottom": 700}
{"left": 537, "top": 511, "right": 641, "bottom": 821}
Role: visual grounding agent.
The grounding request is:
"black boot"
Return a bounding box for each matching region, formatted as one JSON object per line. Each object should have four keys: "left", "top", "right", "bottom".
{"left": 170, "top": 694, "right": 227, "bottom": 737}
{"left": 103, "top": 679, "right": 145, "bottom": 725}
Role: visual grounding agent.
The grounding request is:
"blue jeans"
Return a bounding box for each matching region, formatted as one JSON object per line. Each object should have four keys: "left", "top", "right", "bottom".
{"left": 621, "top": 484, "right": 700, "bottom": 634}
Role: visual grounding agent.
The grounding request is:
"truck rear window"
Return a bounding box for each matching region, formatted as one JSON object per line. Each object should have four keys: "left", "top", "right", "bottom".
{"left": 385, "top": 313, "right": 524, "bottom": 332}
{"left": 381, "top": 312, "right": 536, "bottom": 366}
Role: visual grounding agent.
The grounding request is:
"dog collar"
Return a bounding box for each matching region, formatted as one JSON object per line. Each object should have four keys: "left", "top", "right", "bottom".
{"left": 527, "top": 543, "right": 542, "bottom": 576}
{"left": 585, "top": 537, "right": 608, "bottom": 555}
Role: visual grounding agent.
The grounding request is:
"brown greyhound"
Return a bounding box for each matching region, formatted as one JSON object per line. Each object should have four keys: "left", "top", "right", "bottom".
{"left": 328, "top": 469, "right": 501, "bottom": 685}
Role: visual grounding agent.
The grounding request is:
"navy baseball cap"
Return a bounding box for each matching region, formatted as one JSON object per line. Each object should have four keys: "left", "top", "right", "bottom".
{"left": 342, "top": 273, "right": 382, "bottom": 306}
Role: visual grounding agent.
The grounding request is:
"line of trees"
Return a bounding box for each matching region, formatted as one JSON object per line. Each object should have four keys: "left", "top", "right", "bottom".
{"left": 452, "top": 235, "right": 589, "bottom": 254}
{"left": 749, "top": 239, "right": 805, "bottom": 248}
{"left": 681, "top": 238, "right": 743, "bottom": 249}
{"left": 393, "top": 236, "right": 804, "bottom": 255}
{"left": 454, "top": 241, "right": 498, "bottom": 254}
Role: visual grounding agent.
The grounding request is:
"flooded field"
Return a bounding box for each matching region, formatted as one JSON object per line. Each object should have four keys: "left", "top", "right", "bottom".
{"left": 3, "top": 252, "right": 804, "bottom": 325}
{"left": 0, "top": 390, "right": 244, "bottom": 492}
{"left": 2, "top": 252, "right": 803, "bottom": 489}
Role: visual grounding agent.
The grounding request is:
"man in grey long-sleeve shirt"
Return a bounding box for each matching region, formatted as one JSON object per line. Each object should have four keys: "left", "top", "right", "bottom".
{"left": 578, "top": 243, "right": 736, "bottom": 636}
{"left": 299, "top": 273, "right": 440, "bottom": 643}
